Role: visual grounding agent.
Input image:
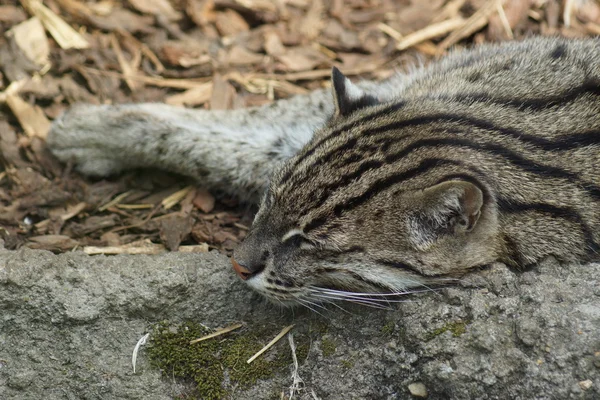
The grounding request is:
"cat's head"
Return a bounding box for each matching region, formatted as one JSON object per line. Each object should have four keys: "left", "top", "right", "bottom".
{"left": 232, "top": 68, "right": 501, "bottom": 305}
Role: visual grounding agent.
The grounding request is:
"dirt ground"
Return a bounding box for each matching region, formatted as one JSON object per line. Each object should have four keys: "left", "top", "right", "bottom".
{"left": 2, "top": 0, "right": 600, "bottom": 256}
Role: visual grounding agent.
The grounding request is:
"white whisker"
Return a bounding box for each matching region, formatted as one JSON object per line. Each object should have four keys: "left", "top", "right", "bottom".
{"left": 310, "top": 293, "right": 393, "bottom": 310}
{"left": 309, "top": 286, "right": 435, "bottom": 297}
{"left": 297, "top": 299, "right": 328, "bottom": 318}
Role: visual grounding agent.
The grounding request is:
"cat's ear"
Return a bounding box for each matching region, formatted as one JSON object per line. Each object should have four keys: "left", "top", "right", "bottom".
{"left": 331, "top": 67, "right": 379, "bottom": 117}
{"left": 407, "top": 180, "right": 484, "bottom": 251}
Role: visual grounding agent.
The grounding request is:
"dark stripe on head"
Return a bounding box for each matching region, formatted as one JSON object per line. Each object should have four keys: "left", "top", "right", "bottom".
{"left": 283, "top": 77, "right": 600, "bottom": 185}
{"left": 304, "top": 158, "right": 467, "bottom": 232}
{"left": 497, "top": 198, "right": 600, "bottom": 255}
{"left": 448, "top": 78, "right": 600, "bottom": 111}
{"left": 286, "top": 112, "right": 600, "bottom": 188}
{"left": 375, "top": 259, "right": 423, "bottom": 276}
{"left": 279, "top": 101, "right": 409, "bottom": 184}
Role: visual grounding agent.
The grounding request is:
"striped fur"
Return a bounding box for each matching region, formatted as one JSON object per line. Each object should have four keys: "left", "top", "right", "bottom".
{"left": 236, "top": 37, "right": 600, "bottom": 303}
{"left": 48, "top": 37, "right": 600, "bottom": 305}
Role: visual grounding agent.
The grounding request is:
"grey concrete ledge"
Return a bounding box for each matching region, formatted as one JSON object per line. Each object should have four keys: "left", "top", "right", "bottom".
{"left": 0, "top": 248, "right": 598, "bottom": 399}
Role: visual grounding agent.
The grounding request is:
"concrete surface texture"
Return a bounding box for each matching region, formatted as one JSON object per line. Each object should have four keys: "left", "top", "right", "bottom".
{"left": 0, "top": 247, "right": 598, "bottom": 399}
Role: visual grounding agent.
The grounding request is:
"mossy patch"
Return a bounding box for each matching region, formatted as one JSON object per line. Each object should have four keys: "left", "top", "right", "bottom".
{"left": 320, "top": 337, "right": 337, "bottom": 357}
{"left": 340, "top": 359, "right": 354, "bottom": 370}
{"left": 427, "top": 320, "right": 471, "bottom": 340}
{"left": 146, "top": 321, "right": 294, "bottom": 399}
{"left": 381, "top": 321, "right": 395, "bottom": 336}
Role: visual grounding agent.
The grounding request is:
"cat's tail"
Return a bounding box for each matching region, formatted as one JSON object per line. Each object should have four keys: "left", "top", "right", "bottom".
{"left": 47, "top": 93, "right": 331, "bottom": 203}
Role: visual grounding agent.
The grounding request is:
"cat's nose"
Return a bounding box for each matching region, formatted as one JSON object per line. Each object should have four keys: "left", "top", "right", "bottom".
{"left": 231, "top": 257, "right": 264, "bottom": 280}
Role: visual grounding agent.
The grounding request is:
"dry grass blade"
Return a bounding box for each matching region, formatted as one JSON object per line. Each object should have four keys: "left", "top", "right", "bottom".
{"left": 563, "top": 0, "right": 575, "bottom": 28}
{"left": 438, "top": 0, "right": 500, "bottom": 51}
{"left": 132, "top": 333, "right": 150, "bottom": 373}
{"left": 99, "top": 190, "right": 133, "bottom": 212}
{"left": 162, "top": 186, "right": 194, "bottom": 209}
{"left": 396, "top": 17, "right": 466, "bottom": 51}
{"left": 247, "top": 324, "right": 295, "bottom": 364}
{"left": 116, "top": 204, "right": 154, "bottom": 210}
{"left": 35, "top": 202, "right": 87, "bottom": 230}
{"left": 250, "top": 62, "right": 382, "bottom": 82}
{"left": 496, "top": 1, "right": 514, "bottom": 39}
{"left": 287, "top": 333, "right": 304, "bottom": 400}
{"left": 189, "top": 323, "right": 244, "bottom": 344}
{"left": 79, "top": 67, "right": 209, "bottom": 89}
{"left": 110, "top": 35, "right": 139, "bottom": 92}
{"left": 377, "top": 23, "right": 403, "bottom": 41}
{"left": 432, "top": 0, "right": 467, "bottom": 23}
{"left": 0, "top": 79, "right": 29, "bottom": 103}
{"left": 20, "top": 0, "right": 89, "bottom": 49}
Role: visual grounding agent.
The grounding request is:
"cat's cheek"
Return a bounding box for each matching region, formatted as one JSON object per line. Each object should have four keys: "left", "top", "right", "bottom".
{"left": 244, "top": 274, "right": 267, "bottom": 293}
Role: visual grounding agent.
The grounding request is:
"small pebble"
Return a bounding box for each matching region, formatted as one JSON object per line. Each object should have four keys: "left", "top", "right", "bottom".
{"left": 578, "top": 380, "right": 593, "bottom": 390}
{"left": 408, "top": 382, "right": 428, "bottom": 398}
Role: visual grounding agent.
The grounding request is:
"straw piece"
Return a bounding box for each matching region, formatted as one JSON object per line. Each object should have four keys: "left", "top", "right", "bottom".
{"left": 396, "top": 17, "right": 466, "bottom": 51}
{"left": 110, "top": 34, "right": 139, "bottom": 92}
{"left": 189, "top": 323, "right": 243, "bottom": 344}
{"left": 162, "top": 186, "right": 194, "bottom": 209}
{"left": 99, "top": 191, "right": 133, "bottom": 212}
{"left": 20, "top": 0, "right": 89, "bottom": 49}
{"left": 79, "top": 67, "right": 209, "bottom": 89}
{"left": 438, "top": 0, "right": 500, "bottom": 51}
{"left": 247, "top": 325, "right": 295, "bottom": 364}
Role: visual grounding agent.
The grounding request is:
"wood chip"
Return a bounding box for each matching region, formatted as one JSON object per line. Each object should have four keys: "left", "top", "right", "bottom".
{"left": 210, "top": 75, "right": 236, "bottom": 110}
{"left": 5, "top": 94, "right": 51, "bottom": 139}
{"left": 6, "top": 17, "right": 50, "bottom": 68}
{"left": 215, "top": 9, "right": 250, "bottom": 37}
{"left": 26, "top": 235, "right": 79, "bottom": 252}
{"left": 189, "top": 323, "right": 244, "bottom": 344}
{"left": 165, "top": 82, "right": 213, "bottom": 106}
{"left": 128, "top": 0, "right": 182, "bottom": 21}
{"left": 159, "top": 213, "right": 193, "bottom": 251}
{"left": 178, "top": 244, "right": 210, "bottom": 253}
{"left": 193, "top": 188, "right": 216, "bottom": 213}
{"left": 0, "top": 5, "right": 27, "bottom": 23}
{"left": 83, "top": 239, "right": 166, "bottom": 255}
{"left": 247, "top": 325, "right": 295, "bottom": 364}
{"left": 20, "top": 0, "right": 90, "bottom": 49}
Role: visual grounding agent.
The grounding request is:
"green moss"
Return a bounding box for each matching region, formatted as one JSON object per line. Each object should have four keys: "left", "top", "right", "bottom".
{"left": 340, "top": 359, "right": 354, "bottom": 370}
{"left": 146, "top": 321, "right": 224, "bottom": 399}
{"left": 320, "top": 337, "right": 337, "bottom": 357}
{"left": 146, "top": 321, "right": 295, "bottom": 399}
{"left": 295, "top": 343, "right": 310, "bottom": 361}
{"left": 427, "top": 320, "right": 470, "bottom": 340}
{"left": 381, "top": 321, "right": 395, "bottom": 336}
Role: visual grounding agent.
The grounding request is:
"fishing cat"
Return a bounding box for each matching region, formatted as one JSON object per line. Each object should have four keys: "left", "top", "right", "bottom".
{"left": 48, "top": 37, "right": 600, "bottom": 306}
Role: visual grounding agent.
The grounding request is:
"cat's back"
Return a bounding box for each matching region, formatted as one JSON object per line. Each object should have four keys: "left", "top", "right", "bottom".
{"left": 404, "top": 36, "right": 600, "bottom": 102}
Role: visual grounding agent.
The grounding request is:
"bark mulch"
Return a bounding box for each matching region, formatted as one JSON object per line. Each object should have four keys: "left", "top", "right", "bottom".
{"left": 0, "top": 0, "right": 597, "bottom": 255}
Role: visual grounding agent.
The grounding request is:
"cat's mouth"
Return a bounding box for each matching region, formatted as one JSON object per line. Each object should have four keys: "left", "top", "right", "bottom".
{"left": 231, "top": 257, "right": 429, "bottom": 309}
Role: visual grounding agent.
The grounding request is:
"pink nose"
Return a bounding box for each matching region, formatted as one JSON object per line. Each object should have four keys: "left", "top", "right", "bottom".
{"left": 231, "top": 257, "right": 252, "bottom": 280}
